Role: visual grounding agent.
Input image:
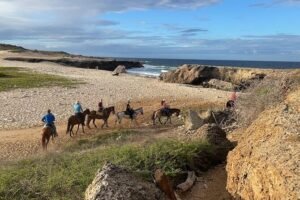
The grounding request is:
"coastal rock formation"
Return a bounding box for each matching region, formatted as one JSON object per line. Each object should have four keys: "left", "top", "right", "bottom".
{"left": 85, "top": 163, "right": 166, "bottom": 200}
{"left": 112, "top": 65, "right": 127, "bottom": 75}
{"left": 160, "top": 64, "right": 267, "bottom": 89}
{"left": 5, "top": 57, "right": 143, "bottom": 71}
{"left": 226, "top": 87, "right": 300, "bottom": 200}
{"left": 184, "top": 110, "right": 204, "bottom": 130}
{"left": 206, "top": 79, "right": 236, "bottom": 91}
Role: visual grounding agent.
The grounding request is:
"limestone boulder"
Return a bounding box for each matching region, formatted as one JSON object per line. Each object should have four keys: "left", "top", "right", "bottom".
{"left": 85, "top": 163, "right": 166, "bottom": 200}
{"left": 112, "top": 65, "right": 127, "bottom": 75}
{"left": 184, "top": 110, "right": 204, "bottom": 130}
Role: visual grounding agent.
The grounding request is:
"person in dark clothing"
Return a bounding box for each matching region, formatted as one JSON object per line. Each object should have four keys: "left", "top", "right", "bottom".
{"left": 125, "top": 100, "right": 134, "bottom": 119}
{"left": 98, "top": 99, "right": 104, "bottom": 112}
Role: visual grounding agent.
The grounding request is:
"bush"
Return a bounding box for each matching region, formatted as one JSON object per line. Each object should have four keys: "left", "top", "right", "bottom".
{"left": 235, "top": 76, "right": 292, "bottom": 127}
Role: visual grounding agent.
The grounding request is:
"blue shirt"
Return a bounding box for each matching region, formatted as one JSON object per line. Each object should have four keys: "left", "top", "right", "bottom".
{"left": 73, "top": 103, "right": 83, "bottom": 113}
{"left": 42, "top": 113, "right": 55, "bottom": 124}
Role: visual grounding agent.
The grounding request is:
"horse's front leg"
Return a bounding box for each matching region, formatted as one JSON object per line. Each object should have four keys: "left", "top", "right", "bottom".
{"left": 93, "top": 119, "right": 97, "bottom": 128}
{"left": 159, "top": 116, "right": 163, "bottom": 125}
{"left": 164, "top": 116, "right": 170, "bottom": 125}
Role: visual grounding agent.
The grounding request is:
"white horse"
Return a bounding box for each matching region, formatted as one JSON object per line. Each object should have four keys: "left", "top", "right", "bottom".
{"left": 115, "top": 107, "right": 144, "bottom": 126}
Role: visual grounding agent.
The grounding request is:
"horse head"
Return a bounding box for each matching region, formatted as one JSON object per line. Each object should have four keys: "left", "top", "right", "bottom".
{"left": 83, "top": 109, "right": 90, "bottom": 115}
{"left": 111, "top": 106, "right": 116, "bottom": 115}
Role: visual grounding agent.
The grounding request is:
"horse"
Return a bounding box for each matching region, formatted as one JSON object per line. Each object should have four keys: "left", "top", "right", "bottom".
{"left": 152, "top": 108, "right": 181, "bottom": 125}
{"left": 41, "top": 126, "right": 57, "bottom": 150}
{"left": 66, "top": 109, "right": 90, "bottom": 137}
{"left": 87, "top": 106, "right": 115, "bottom": 129}
{"left": 115, "top": 107, "right": 144, "bottom": 126}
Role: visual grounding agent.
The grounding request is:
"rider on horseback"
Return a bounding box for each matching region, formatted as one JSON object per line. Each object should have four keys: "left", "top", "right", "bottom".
{"left": 42, "top": 109, "right": 57, "bottom": 137}
{"left": 161, "top": 99, "right": 170, "bottom": 116}
{"left": 98, "top": 99, "right": 104, "bottom": 112}
{"left": 125, "top": 99, "right": 134, "bottom": 119}
{"left": 73, "top": 100, "right": 85, "bottom": 125}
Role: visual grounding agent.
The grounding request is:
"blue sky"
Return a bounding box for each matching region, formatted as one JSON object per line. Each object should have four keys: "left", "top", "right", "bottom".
{"left": 1, "top": 0, "right": 300, "bottom": 61}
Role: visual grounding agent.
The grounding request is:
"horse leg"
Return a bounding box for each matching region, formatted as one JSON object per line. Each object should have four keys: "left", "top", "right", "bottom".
{"left": 106, "top": 119, "right": 109, "bottom": 128}
{"left": 76, "top": 124, "right": 80, "bottom": 135}
{"left": 93, "top": 118, "right": 97, "bottom": 128}
{"left": 87, "top": 116, "right": 91, "bottom": 129}
{"left": 82, "top": 124, "right": 85, "bottom": 133}
{"left": 70, "top": 125, "right": 74, "bottom": 137}
{"left": 159, "top": 116, "right": 163, "bottom": 125}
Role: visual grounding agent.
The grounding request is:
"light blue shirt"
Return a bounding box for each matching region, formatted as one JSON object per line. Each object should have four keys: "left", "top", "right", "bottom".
{"left": 73, "top": 103, "right": 83, "bottom": 113}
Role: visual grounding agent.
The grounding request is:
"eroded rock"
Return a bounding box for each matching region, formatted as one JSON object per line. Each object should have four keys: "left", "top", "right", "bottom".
{"left": 226, "top": 87, "right": 300, "bottom": 200}
{"left": 85, "top": 163, "right": 166, "bottom": 200}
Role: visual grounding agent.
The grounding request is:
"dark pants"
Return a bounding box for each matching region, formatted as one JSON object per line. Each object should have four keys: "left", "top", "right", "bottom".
{"left": 75, "top": 112, "right": 85, "bottom": 125}
{"left": 125, "top": 109, "right": 134, "bottom": 119}
{"left": 46, "top": 123, "right": 57, "bottom": 137}
{"left": 162, "top": 108, "right": 170, "bottom": 116}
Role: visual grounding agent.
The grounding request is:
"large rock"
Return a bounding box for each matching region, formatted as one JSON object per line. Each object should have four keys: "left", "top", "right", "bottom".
{"left": 85, "top": 163, "right": 166, "bottom": 200}
{"left": 206, "top": 79, "right": 236, "bottom": 91}
{"left": 184, "top": 110, "right": 204, "bottom": 130}
{"left": 226, "top": 87, "right": 300, "bottom": 200}
{"left": 160, "top": 64, "right": 268, "bottom": 88}
{"left": 112, "top": 65, "right": 127, "bottom": 75}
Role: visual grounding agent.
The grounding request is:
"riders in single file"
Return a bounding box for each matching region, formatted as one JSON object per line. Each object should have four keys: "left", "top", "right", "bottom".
{"left": 42, "top": 109, "right": 57, "bottom": 137}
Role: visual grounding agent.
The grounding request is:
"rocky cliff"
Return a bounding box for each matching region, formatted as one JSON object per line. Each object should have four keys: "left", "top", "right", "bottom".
{"left": 4, "top": 57, "right": 143, "bottom": 71}
{"left": 226, "top": 87, "right": 300, "bottom": 200}
{"left": 160, "top": 64, "right": 270, "bottom": 89}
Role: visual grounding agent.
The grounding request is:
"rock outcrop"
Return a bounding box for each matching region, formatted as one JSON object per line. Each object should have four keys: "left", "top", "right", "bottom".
{"left": 112, "top": 65, "right": 127, "bottom": 75}
{"left": 4, "top": 57, "right": 143, "bottom": 71}
{"left": 226, "top": 87, "right": 300, "bottom": 200}
{"left": 184, "top": 110, "right": 204, "bottom": 130}
{"left": 206, "top": 79, "right": 236, "bottom": 91}
{"left": 160, "top": 64, "right": 268, "bottom": 89}
{"left": 85, "top": 163, "right": 166, "bottom": 200}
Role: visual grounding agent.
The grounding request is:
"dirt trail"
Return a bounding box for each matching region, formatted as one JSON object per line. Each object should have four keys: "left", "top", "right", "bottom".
{"left": 182, "top": 164, "right": 233, "bottom": 200}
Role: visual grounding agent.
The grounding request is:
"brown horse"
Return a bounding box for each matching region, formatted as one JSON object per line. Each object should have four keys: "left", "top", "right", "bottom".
{"left": 87, "top": 106, "right": 115, "bottom": 128}
{"left": 66, "top": 109, "right": 90, "bottom": 137}
{"left": 41, "top": 126, "right": 57, "bottom": 150}
{"left": 152, "top": 108, "right": 181, "bottom": 125}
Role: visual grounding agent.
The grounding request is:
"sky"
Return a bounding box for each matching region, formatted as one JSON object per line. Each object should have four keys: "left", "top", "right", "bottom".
{"left": 0, "top": 0, "right": 300, "bottom": 61}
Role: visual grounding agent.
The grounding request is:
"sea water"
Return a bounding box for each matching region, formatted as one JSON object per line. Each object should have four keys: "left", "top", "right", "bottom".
{"left": 119, "top": 58, "right": 300, "bottom": 77}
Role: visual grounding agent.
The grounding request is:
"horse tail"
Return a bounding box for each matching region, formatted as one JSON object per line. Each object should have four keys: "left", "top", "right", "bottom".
{"left": 66, "top": 119, "right": 71, "bottom": 134}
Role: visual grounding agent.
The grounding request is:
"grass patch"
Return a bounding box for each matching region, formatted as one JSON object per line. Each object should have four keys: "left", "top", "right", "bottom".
{"left": 0, "top": 67, "right": 80, "bottom": 91}
{"left": 0, "top": 135, "right": 212, "bottom": 200}
{"left": 65, "top": 130, "right": 140, "bottom": 152}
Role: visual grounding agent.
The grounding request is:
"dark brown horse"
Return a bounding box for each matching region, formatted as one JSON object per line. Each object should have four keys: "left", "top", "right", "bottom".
{"left": 66, "top": 109, "right": 90, "bottom": 137}
{"left": 87, "top": 106, "right": 115, "bottom": 129}
{"left": 41, "top": 126, "right": 57, "bottom": 150}
{"left": 152, "top": 108, "right": 181, "bottom": 125}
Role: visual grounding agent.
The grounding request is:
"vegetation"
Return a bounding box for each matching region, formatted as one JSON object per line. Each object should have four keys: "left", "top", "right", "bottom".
{"left": 235, "top": 76, "right": 293, "bottom": 127}
{"left": 0, "top": 67, "right": 80, "bottom": 91}
{"left": 0, "top": 130, "right": 212, "bottom": 200}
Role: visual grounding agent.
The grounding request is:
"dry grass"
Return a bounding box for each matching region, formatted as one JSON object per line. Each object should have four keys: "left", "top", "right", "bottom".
{"left": 235, "top": 75, "right": 297, "bottom": 127}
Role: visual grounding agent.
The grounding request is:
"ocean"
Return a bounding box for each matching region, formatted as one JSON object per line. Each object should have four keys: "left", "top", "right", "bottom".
{"left": 118, "top": 58, "right": 300, "bottom": 77}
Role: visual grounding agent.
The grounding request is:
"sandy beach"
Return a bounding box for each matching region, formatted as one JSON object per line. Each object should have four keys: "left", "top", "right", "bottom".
{"left": 0, "top": 52, "right": 230, "bottom": 130}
